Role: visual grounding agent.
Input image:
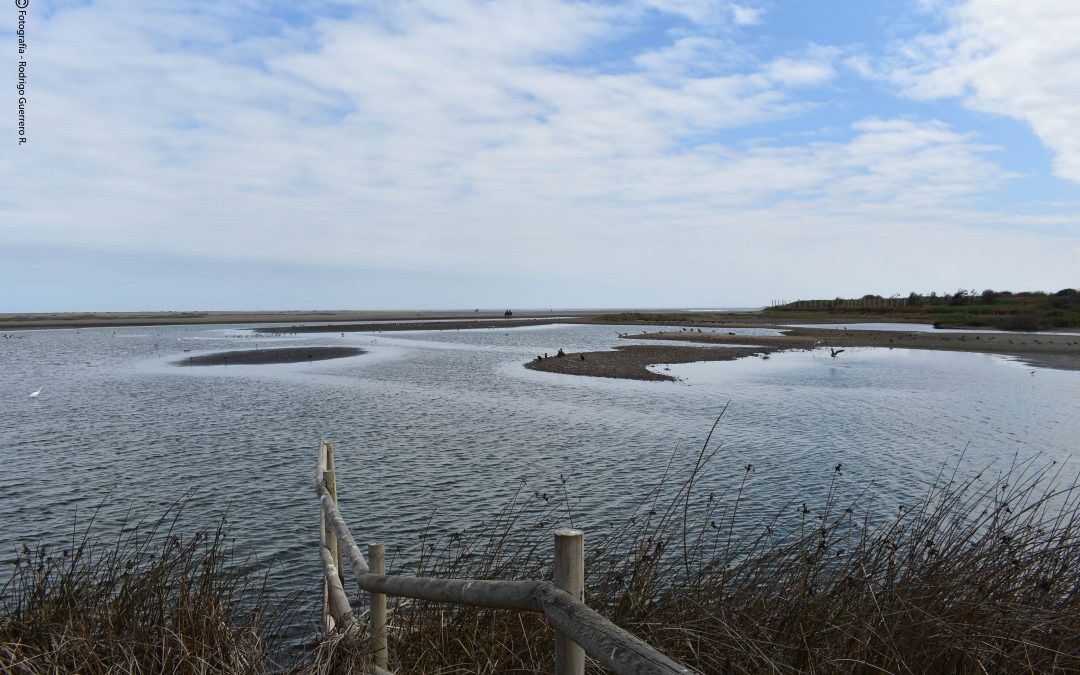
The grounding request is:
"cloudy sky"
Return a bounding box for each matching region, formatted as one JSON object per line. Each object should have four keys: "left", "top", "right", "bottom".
{"left": 2, "top": 0, "right": 1078, "bottom": 311}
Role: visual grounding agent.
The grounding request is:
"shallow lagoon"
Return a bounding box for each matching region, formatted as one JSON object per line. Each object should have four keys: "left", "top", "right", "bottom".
{"left": 1, "top": 322, "right": 1076, "bottom": 625}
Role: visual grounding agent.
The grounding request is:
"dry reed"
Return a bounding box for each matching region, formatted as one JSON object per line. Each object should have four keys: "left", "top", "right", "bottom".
{"left": 351, "top": 422, "right": 1079, "bottom": 674}
{"left": 0, "top": 496, "right": 291, "bottom": 674}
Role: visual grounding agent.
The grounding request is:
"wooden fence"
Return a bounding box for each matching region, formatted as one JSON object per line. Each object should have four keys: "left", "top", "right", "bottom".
{"left": 315, "top": 440, "right": 694, "bottom": 675}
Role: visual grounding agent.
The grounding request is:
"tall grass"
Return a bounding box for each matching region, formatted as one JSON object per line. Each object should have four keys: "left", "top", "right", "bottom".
{"left": 354, "top": 429, "right": 1079, "bottom": 673}
{"left": 4, "top": 432, "right": 1078, "bottom": 674}
{"left": 0, "top": 497, "right": 292, "bottom": 674}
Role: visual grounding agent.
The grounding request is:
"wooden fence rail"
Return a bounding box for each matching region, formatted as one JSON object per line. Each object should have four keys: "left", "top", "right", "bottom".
{"left": 315, "top": 440, "right": 694, "bottom": 675}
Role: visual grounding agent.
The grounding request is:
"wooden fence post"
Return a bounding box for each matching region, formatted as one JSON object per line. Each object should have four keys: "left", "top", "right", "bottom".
{"left": 370, "top": 542, "right": 388, "bottom": 669}
{"left": 555, "top": 529, "right": 585, "bottom": 675}
{"left": 318, "top": 442, "right": 332, "bottom": 632}
{"left": 325, "top": 443, "right": 345, "bottom": 587}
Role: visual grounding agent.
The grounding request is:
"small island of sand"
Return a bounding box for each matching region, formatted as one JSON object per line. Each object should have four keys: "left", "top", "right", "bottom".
{"left": 177, "top": 347, "right": 365, "bottom": 366}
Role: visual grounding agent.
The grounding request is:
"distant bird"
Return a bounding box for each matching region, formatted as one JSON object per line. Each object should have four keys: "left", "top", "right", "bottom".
{"left": 830, "top": 348, "right": 845, "bottom": 358}
{"left": 29, "top": 386, "right": 43, "bottom": 399}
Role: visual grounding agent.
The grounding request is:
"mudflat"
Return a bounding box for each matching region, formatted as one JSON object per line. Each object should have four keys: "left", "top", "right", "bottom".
{"left": 0, "top": 309, "right": 592, "bottom": 330}
{"left": 629, "top": 327, "right": 1080, "bottom": 372}
{"left": 525, "top": 345, "right": 773, "bottom": 381}
{"left": 528, "top": 325, "right": 1080, "bottom": 380}
{"left": 257, "top": 318, "right": 571, "bottom": 333}
{"left": 176, "top": 346, "right": 364, "bottom": 366}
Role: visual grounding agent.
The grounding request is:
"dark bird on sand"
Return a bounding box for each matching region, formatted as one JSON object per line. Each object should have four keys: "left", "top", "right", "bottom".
{"left": 830, "top": 348, "right": 845, "bottom": 358}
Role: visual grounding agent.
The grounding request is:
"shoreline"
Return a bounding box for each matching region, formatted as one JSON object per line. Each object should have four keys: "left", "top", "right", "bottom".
{"left": 0, "top": 309, "right": 599, "bottom": 331}
{"left": 7, "top": 309, "right": 1078, "bottom": 374}
{"left": 256, "top": 318, "right": 575, "bottom": 333}
{"left": 528, "top": 326, "right": 1080, "bottom": 380}
{"left": 524, "top": 345, "right": 776, "bottom": 381}
{"left": 626, "top": 327, "right": 1080, "bottom": 372}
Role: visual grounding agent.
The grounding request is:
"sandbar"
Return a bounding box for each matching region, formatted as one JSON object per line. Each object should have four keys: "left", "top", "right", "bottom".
{"left": 176, "top": 346, "right": 364, "bottom": 366}
{"left": 628, "top": 327, "right": 1080, "bottom": 372}
{"left": 524, "top": 345, "right": 773, "bottom": 381}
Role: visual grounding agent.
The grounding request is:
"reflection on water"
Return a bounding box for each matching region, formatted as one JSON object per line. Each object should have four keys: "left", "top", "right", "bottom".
{"left": 1, "top": 322, "right": 1077, "bottom": 637}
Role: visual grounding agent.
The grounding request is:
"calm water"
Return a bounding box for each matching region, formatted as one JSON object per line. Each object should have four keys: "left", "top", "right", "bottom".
{"left": 2, "top": 322, "right": 1077, "bottom": 631}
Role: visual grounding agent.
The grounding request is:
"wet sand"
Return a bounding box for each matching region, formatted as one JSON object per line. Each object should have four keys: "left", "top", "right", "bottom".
{"left": 525, "top": 345, "right": 774, "bottom": 381}
{"left": 0, "top": 310, "right": 594, "bottom": 330}
{"left": 176, "top": 347, "right": 365, "bottom": 366}
{"left": 628, "top": 327, "right": 1080, "bottom": 372}
{"left": 527, "top": 326, "right": 1080, "bottom": 381}
{"left": 257, "top": 318, "right": 569, "bottom": 333}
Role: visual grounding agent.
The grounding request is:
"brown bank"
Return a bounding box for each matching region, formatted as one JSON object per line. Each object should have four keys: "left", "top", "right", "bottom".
{"left": 630, "top": 327, "right": 1080, "bottom": 372}
{"left": 525, "top": 345, "right": 774, "bottom": 381}
{"left": 526, "top": 327, "right": 1080, "bottom": 381}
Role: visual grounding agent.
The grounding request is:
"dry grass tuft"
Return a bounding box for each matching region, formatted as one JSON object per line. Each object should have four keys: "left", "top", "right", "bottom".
{"left": 0, "top": 498, "right": 288, "bottom": 674}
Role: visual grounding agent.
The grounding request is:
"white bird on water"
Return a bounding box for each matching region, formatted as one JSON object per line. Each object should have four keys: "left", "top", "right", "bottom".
{"left": 30, "top": 386, "right": 43, "bottom": 399}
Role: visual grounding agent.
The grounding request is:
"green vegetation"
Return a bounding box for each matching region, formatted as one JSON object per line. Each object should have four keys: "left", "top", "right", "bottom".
{"left": 770, "top": 288, "right": 1080, "bottom": 330}
{"left": 6, "top": 433, "right": 1079, "bottom": 673}
{"left": 596, "top": 290, "right": 1080, "bottom": 331}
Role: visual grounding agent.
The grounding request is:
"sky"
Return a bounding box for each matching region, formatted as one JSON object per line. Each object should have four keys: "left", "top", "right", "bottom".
{"left": 2, "top": 0, "right": 1078, "bottom": 311}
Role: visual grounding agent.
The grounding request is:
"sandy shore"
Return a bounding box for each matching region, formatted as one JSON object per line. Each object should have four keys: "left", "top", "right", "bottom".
{"left": 528, "top": 325, "right": 1080, "bottom": 381}
{"left": 0, "top": 309, "right": 594, "bottom": 330}
{"left": 525, "top": 345, "right": 773, "bottom": 381}
{"left": 628, "top": 327, "right": 1080, "bottom": 371}
{"left": 257, "top": 318, "right": 572, "bottom": 333}
{"left": 176, "top": 347, "right": 365, "bottom": 366}
{"left": 10, "top": 308, "right": 1078, "bottom": 375}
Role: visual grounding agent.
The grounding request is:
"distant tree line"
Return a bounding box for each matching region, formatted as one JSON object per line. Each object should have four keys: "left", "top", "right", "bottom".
{"left": 771, "top": 288, "right": 1080, "bottom": 330}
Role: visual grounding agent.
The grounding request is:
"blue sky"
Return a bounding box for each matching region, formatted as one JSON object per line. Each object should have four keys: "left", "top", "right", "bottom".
{"left": 2, "top": 0, "right": 1078, "bottom": 311}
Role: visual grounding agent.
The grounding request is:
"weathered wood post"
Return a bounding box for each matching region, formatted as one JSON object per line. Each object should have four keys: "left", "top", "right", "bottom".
{"left": 322, "top": 445, "right": 341, "bottom": 631}
{"left": 324, "top": 443, "right": 345, "bottom": 587}
{"left": 369, "top": 542, "right": 388, "bottom": 669}
{"left": 554, "top": 529, "right": 585, "bottom": 675}
{"left": 318, "top": 441, "right": 332, "bottom": 632}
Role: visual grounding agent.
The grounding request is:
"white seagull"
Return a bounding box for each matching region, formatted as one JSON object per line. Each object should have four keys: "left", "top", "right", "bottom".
{"left": 30, "top": 386, "right": 43, "bottom": 399}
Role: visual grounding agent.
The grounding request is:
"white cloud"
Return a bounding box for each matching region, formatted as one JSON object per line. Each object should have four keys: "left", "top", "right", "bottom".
{"left": 767, "top": 57, "right": 835, "bottom": 86}
{"left": 0, "top": 0, "right": 1074, "bottom": 308}
{"left": 731, "top": 4, "right": 765, "bottom": 26}
{"left": 889, "top": 0, "right": 1080, "bottom": 183}
{"left": 638, "top": 0, "right": 732, "bottom": 24}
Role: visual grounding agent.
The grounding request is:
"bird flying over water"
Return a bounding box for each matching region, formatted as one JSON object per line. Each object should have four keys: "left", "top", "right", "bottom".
{"left": 30, "top": 386, "right": 43, "bottom": 399}
{"left": 830, "top": 348, "right": 845, "bottom": 358}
